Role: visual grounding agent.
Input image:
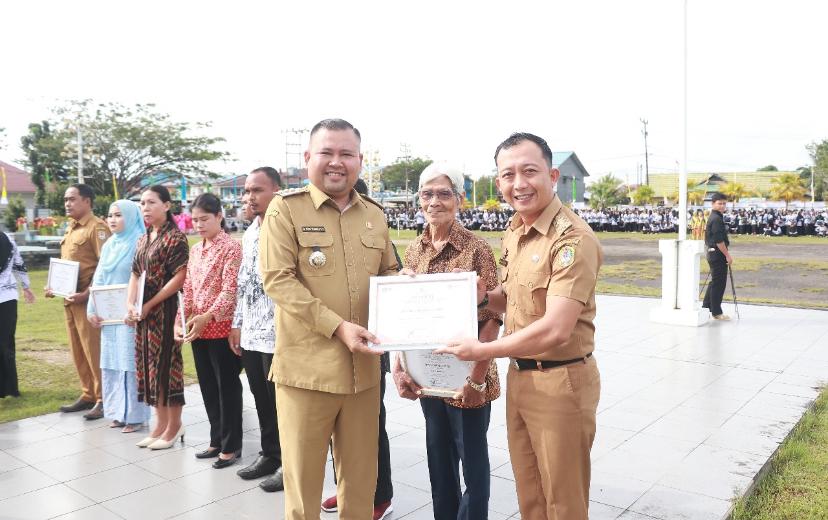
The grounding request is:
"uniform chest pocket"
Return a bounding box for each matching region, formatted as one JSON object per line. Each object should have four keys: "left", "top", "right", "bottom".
{"left": 69, "top": 237, "right": 88, "bottom": 255}
{"left": 517, "top": 271, "right": 551, "bottom": 316}
{"left": 360, "top": 233, "right": 386, "bottom": 274}
{"left": 297, "top": 233, "right": 336, "bottom": 277}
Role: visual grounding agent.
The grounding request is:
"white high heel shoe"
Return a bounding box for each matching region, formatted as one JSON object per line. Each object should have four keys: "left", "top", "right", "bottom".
{"left": 148, "top": 425, "right": 185, "bottom": 450}
{"left": 136, "top": 436, "right": 158, "bottom": 448}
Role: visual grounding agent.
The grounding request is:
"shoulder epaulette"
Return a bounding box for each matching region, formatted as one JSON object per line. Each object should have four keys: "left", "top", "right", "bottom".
{"left": 553, "top": 212, "right": 574, "bottom": 236}
{"left": 275, "top": 186, "right": 309, "bottom": 198}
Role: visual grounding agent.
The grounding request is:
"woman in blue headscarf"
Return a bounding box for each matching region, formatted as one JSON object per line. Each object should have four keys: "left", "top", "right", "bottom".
{"left": 87, "top": 200, "right": 151, "bottom": 432}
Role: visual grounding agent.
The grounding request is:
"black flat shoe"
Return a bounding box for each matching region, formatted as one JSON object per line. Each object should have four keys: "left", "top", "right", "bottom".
{"left": 237, "top": 455, "right": 280, "bottom": 480}
{"left": 212, "top": 450, "right": 242, "bottom": 470}
{"left": 59, "top": 398, "right": 95, "bottom": 413}
{"left": 259, "top": 467, "right": 284, "bottom": 492}
{"left": 195, "top": 448, "right": 220, "bottom": 459}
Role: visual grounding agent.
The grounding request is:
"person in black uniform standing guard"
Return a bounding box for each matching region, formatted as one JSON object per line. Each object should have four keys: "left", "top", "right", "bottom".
{"left": 703, "top": 192, "right": 733, "bottom": 321}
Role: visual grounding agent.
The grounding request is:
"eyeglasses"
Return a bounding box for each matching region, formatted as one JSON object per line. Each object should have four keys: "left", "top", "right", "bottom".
{"left": 419, "top": 189, "right": 456, "bottom": 202}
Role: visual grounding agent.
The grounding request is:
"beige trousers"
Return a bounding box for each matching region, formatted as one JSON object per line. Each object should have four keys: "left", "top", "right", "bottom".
{"left": 64, "top": 302, "right": 102, "bottom": 402}
{"left": 507, "top": 356, "right": 601, "bottom": 520}
{"left": 276, "top": 383, "right": 379, "bottom": 520}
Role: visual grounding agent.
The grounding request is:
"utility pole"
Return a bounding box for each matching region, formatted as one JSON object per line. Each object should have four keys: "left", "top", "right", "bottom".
{"left": 400, "top": 142, "right": 411, "bottom": 208}
{"left": 640, "top": 118, "right": 649, "bottom": 186}
{"left": 77, "top": 125, "right": 84, "bottom": 184}
{"left": 282, "top": 128, "right": 309, "bottom": 182}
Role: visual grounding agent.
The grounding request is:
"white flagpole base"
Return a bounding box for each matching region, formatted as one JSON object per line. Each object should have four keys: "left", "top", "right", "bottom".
{"left": 649, "top": 239, "right": 710, "bottom": 327}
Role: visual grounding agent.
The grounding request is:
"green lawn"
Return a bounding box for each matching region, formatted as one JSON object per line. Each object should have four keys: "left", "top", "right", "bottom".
{"left": 1, "top": 269, "right": 196, "bottom": 424}
{"left": 731, "top": 387, "right": 828, "bottom": 519}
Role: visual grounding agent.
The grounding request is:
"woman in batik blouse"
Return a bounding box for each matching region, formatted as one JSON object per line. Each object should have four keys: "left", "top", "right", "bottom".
{"left": 128, "top": 185, "right": 189, "bottom": 450}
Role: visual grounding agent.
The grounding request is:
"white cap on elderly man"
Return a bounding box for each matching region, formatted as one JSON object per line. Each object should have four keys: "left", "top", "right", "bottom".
{"left": 418, "top": 162, "right": 465, "bottom": 194}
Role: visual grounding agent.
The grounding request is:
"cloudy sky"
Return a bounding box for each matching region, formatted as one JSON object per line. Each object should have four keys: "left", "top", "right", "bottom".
{"left": 1, "top": 0, "right": 825, "bottom": 185}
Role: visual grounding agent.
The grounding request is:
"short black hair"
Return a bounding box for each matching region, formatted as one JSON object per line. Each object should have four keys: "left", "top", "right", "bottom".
{"left": 310, "top": 118, "right": 361, "bottom": 142}
{"left": 711, "top": 192, "right": 727, "bottom": 203}
{"left": 70, "top": 183, "right": 95, "bottom": 203}
{"left": 250, "top": 166, "right": 282, "bottom": 188}
{"left": 354, "top": 178, "right": 368, "bottom": 196}
{"left": 493, "top": 132, "right": 554, "bottom": 168}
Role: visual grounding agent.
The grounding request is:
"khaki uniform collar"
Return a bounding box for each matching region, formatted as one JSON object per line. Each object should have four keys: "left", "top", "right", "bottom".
{"left": 308, "top": 183, "right": 363, "bottom": 211}
{"left": 509, "top": 195, "right": 562, "bottom": 237}
{"left": 70, "top": 212, "right": 94, "bottom": 229}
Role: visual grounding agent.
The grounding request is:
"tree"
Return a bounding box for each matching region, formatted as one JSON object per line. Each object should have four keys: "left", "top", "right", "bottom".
{"left": 3, "top": 197, "right": 27, "bottom": 230}
{"left": 757, "top": 165, "right": 778, "bottom": 171}
{"left": 22, "top": 100, "right": 229, "bottom": 199}
{"left": 805, "top": 140, "right": 828, "bottom": 201}
{"left": 719, "top": 182, "right": 750, "bottom": 209}
{"left": 630, "top": 185, "right": 655, "bottom": 206}
{"left": 380, "top": 157, "right": 433, "bottom": 192}
{"left": 20, "top": 121, "right": 72, "bottom": 206}
{"left": 770, "top": 172, "right": 807, "bottom": 210}
{"left": 588, "top": 174, "right": 623, "bottom": 209}
{"left": 470, "top": 175, "right": 497, "bottom": 206}
{"left": 668, "top": 180, "right": 704, "bottom": 206}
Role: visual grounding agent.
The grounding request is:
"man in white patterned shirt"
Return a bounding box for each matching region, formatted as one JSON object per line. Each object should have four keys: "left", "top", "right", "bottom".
{"left": 229, "top": 167, "right": 284, "bottom": 492}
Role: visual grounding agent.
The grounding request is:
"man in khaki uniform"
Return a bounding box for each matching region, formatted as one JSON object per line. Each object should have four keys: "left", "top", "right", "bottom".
{"left": 46, "top": 184, "right": 110, "bottom": 419}
{"left": 439, "top": 133, "right": 602, "bottom": 520}
{"left": 259, "top": 119, "right": 399, "bottom": 520}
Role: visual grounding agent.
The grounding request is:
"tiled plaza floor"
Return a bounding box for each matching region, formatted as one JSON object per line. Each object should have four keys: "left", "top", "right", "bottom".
{"left": 1, "top": 295, "right": 826, "bottom": 519}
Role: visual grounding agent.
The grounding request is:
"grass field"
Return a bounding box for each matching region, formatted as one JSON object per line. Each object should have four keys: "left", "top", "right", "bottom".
{"left": 731, "top": 388, "right": 828, "bottom": 519}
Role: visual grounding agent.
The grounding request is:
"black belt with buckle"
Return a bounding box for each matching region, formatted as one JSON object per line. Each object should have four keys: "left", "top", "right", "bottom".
{"left": 511, "top": 353, "right": 593, "bottom": 371}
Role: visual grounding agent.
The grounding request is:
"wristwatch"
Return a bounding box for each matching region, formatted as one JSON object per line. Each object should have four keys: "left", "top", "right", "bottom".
{"left": 466, "top": 376, "right": 487, "bottom": 392}
{"left": 477, "top": 293, "right": 489, "bottom": 309}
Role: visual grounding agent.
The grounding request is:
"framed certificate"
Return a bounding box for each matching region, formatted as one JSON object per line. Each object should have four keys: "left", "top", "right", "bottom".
{"left": 135, "top": 271, "right": 146, "bottom": 315}
{"left": 47, "top": 258, "right": 80, "bottom": 298}
{"left": 89, "top": 284, "right": 129, "bottom": 325}
{"left": 399, "top": 350, "right": 474, "bottom": 398}
{"left": 368, "top": 271, "right": 479, "bottom": 397}
{"left": 177, "top": 291, "right": 187, "bottom": 334}
{"left": 368, "top": 271, "right": 478, "bottom": 350}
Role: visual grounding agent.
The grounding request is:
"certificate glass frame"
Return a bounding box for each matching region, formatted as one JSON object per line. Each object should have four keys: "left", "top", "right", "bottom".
{"left": 368, "top": 271, "right": 478, "bottom": 397}
{"left": 47, "top": 258, "right": 80, "bottom": 298}
{"left": 89, "top": 284, "right": 129, "bottom": 325}
{"left": 135, "top": 271, "right": 146, "bottom": 315}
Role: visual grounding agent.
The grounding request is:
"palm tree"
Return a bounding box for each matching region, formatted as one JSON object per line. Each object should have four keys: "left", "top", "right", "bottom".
{"left": 770, "top": 173, "right": 807, "bottom": 210}
{"left": 588, "top": 174, "right": 623, "bottom": 209}
{"left": 630, "top": 185, "right": 655, "bottom": 206}
{"left": 669, "top": 180, "right": 705, "bottom": 206}
{"left": 719, "top": 182, "right": 749, "bottom": 209}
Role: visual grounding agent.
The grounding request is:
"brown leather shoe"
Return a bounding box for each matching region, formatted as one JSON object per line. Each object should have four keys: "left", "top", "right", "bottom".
{"left": 59, "top": 398, "right": 96, "bottom": 413}
{"left": 83, "top": 402, "right": 104, "bottom": 420}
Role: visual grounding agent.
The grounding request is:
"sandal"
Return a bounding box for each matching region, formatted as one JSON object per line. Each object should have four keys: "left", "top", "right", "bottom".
{"left": 121, "top": 424, "right": 143, "bottom": 434}
{"left": 109, "top": 420, "right": 126, "bottom": 428}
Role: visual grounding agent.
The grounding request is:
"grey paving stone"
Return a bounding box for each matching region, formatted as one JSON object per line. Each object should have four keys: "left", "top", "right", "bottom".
{"left": 1, "top": 296, "right": 826, "bottom": 520}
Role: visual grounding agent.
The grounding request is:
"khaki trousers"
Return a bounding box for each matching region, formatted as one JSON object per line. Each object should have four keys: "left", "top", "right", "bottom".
{"left": 506, "top": 356, "right": 600, "bottom": 520}
{"left": 64, "top": 302, "right": 102, "bottom": 402}
{"left": 276, "top": 383, "right": 379, "bottom": 520}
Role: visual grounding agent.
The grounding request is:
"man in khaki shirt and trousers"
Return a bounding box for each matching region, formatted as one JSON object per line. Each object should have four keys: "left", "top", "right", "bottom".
{"left": 439, "top": 133, "right": 602, "bottom": 520}
{"left": 259, "top": 119, "right": 399, "bottom": 520}
{"left": 47, "top": 184, "right": 111, "bottom": 419}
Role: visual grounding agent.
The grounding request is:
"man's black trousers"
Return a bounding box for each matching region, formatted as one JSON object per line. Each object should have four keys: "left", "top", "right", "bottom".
{"left": 703, "top": 250, "right": 728, "bottom": 316}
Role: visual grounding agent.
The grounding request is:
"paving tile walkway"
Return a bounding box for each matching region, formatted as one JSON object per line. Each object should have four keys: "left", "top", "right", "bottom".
{"left": 1, "top": 295, "right": 826, "bottom": 519}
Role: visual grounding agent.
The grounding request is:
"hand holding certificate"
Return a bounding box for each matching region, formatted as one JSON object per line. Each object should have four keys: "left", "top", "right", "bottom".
{"left": 46, "top": 258, "right": 80, "bottom": 298}
{"left": 369, "top": 271, "right": 478, "bottom": 397}
{"left": 89, "top": 284, "right": 129, "bottom": 325}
